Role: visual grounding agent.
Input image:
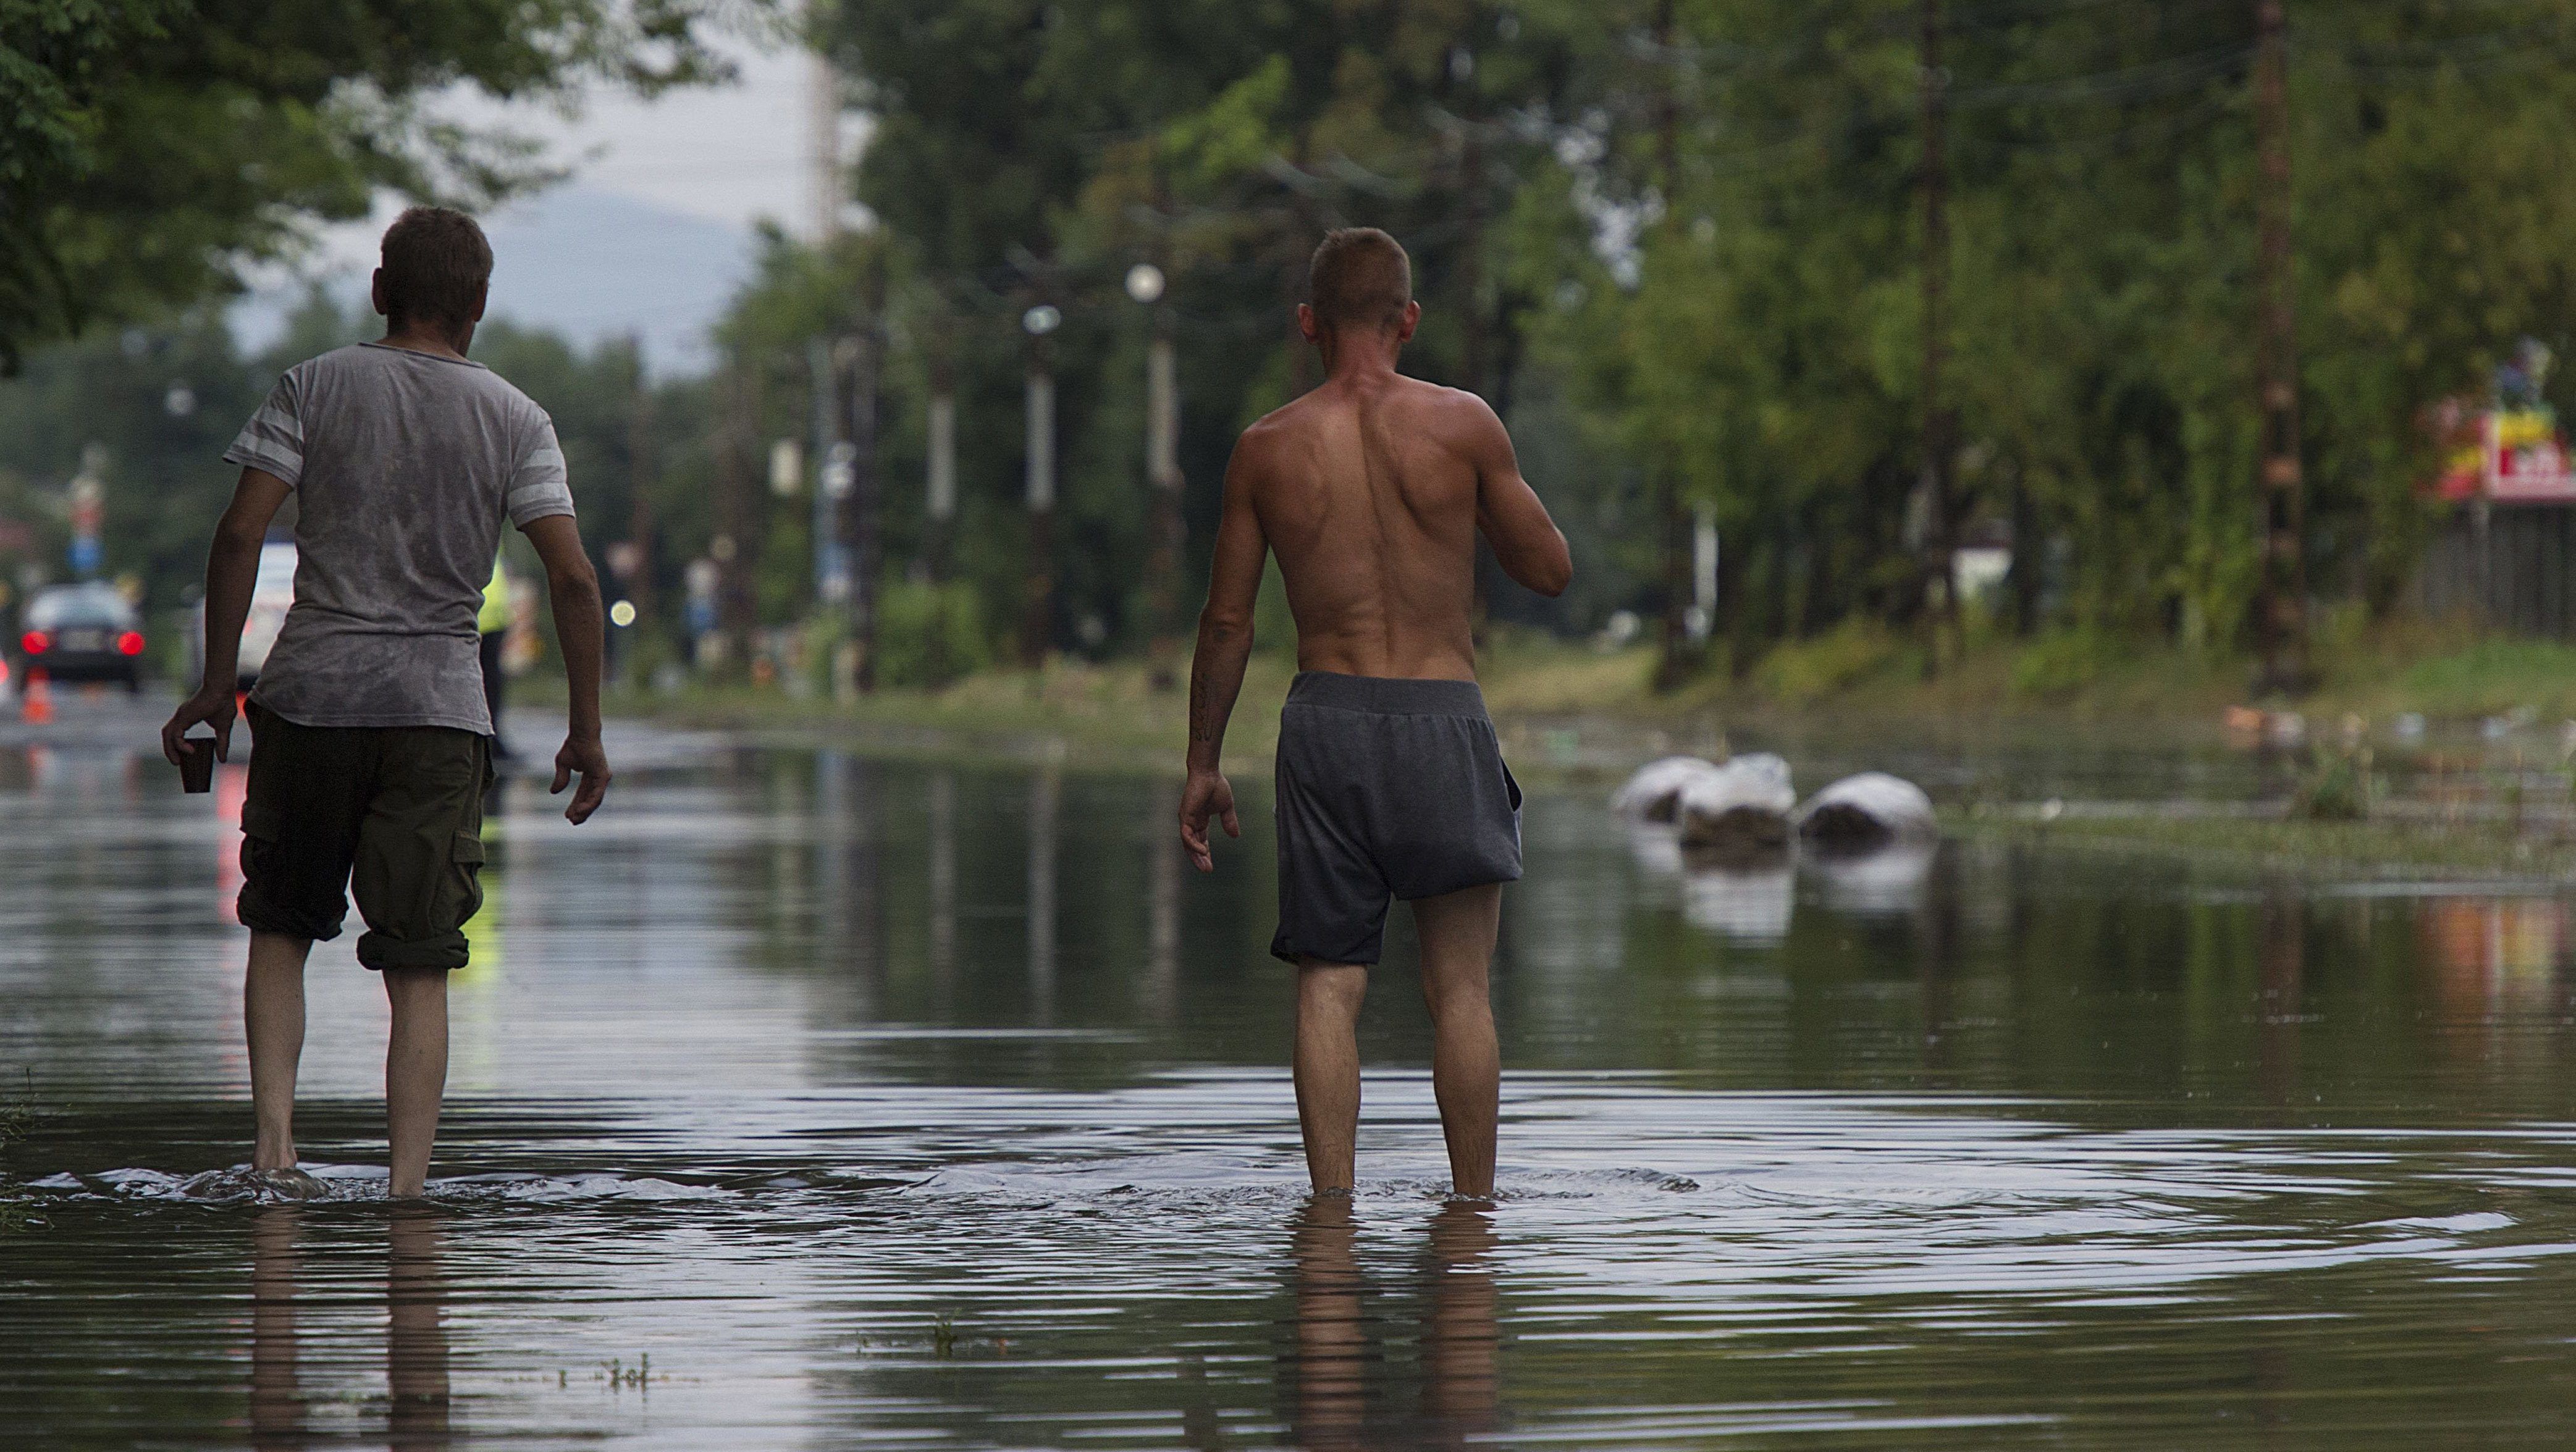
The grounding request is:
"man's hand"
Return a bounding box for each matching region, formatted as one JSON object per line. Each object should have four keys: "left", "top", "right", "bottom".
{"left": 551, "top": 734, "right": 611, "bottom": 825}
{"left": 161, "top": 687, "right": 238, "bottom": 767}
{"left": 1179, "top": 769, "right": 1239, "bottom": 873}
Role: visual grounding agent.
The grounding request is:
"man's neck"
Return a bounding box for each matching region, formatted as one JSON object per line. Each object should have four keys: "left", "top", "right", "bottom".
{"left": 1316, "top": 330, "right": 1403, "bottom": 387}
{"left": 377, "top": 322, "right": 471, "bottom": 361}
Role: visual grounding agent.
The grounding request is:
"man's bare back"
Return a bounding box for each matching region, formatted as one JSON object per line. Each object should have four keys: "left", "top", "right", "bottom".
{"left": 1234, "top": 372, "right": 1568, "bottom": 681}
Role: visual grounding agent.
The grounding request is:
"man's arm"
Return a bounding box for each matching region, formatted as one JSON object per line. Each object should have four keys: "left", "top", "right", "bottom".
{"left": 1463, "top": 397, "right": 1572, "bottom": 598}
{"left": 160, "top": 467, "right": 290, "bottom": 765}
{"left": 522, "top": 514, "right": 612, "bottom": 824}
{"left": 1179, "top": 434, "right": 1271, "bottom": 872}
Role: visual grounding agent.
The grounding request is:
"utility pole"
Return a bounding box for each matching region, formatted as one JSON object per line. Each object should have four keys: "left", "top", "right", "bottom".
{"left": 2252, "top": 0, "right": 2309, "bottom": 695}
{"left": 1652, "top": 0, "right": 1694, "bottom": 690}
{"left": 1919, "top": 0, "right": 1958, "bottom": 674}
{"left": 715, "top": 363, "right": 762, "bottom": 672}
{"left": 808, "top": 337, "right": 846, "bottom": 607}
{"left": 1022, "top": 301, "right": 1061, "bottom": 668}
{"left": 804, "top": 7, "right": 843, "bottom": 245}
{"left": 626, "top": 337, "right": 655, "bottom": 621}
{"left": 846, "top": 260, "right": 885, "bottom": 692}
{"left": 925, "top": 343, "right": 957, "bottom": 582}
{"left": 1129, "top": 261, "right": 1185, "bottom": 690}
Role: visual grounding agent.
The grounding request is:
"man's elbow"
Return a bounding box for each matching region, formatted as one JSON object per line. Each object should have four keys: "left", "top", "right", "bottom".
{"left": 1519, "top": 539, "right": 1573, "bottom": 598}
{"left": 212, "top": 513, "right": 268, "bottom": 556}
{"left": 1536, "top": 553, "right": 1573, "bottom": 598}
{"left": 1197, "top": 606, "right": 1253, "bottom": 648}
{"left": 545, "top": 553, "right": 602, "bottom": 600}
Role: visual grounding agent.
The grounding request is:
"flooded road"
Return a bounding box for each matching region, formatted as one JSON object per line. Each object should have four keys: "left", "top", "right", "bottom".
{"left": 5, "top": 692, "right": 2576, "bottom": 1448}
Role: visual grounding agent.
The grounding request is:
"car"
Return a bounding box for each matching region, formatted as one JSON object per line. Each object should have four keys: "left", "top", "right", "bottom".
{"left": 185, "top": 539, "right": 297, "bottom": 690}
{"left": 15, "top": 582, "right": 147, "bottom": 692}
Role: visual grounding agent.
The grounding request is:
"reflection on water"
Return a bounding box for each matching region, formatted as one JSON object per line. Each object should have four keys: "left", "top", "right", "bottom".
{"left": 247, "top": 1207, "right": 450, "bottom": 1450}
{"left": 6, "top": 698, "right": 2576, "bottom": 1448}
{"left": 1290, "top": 1197, "right": 1499, "bottom": 1451}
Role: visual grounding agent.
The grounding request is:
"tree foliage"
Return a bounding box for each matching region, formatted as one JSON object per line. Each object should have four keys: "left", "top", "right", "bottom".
{"left": 791, "top": 0, "right": 2576, "bottom": 668}
{"left": 0, "top": 0, "right": 747, "bottom": 367}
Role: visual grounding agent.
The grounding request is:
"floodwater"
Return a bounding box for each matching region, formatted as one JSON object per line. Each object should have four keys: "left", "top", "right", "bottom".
{"left": 5, "top": 694, "right": 2576, "bottom": 1449}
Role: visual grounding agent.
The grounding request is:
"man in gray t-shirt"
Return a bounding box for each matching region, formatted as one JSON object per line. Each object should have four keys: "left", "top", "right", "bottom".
{"left": 161, "top": 207, "right": 612, "bottom": 1201}
{"left": 222, "top": 334, "right": 576, "bottom": 734}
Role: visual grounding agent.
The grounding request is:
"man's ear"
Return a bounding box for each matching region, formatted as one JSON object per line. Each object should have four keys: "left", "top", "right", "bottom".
{"left": 1297, "top": 302, "right": 1321, "bottom": 344}
{"left": 1394, "top": 300, "right": 1421, "bottom": 344}
{"left": 369, "top": 269, "right": 390, "bottom": 319}
{"left": 468, "top": 281, "right": 489, "bottom": 325}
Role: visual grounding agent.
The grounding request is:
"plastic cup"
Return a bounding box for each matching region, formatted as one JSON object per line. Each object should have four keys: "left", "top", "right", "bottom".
{"left": 177, "top": 736, "right": 216, "bottom": 794}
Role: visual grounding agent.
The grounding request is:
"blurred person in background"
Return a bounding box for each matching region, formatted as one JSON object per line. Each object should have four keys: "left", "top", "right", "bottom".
{"left": 478, "top": 554, "right": 514, "bottom": 760}
{"left": 161, "top": 206, "right": 612, "bottom": 1200}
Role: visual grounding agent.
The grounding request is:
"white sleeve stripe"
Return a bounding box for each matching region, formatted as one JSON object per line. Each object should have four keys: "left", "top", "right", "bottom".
{"left": 222, "top": 442, "right": 302, "bottom": 483}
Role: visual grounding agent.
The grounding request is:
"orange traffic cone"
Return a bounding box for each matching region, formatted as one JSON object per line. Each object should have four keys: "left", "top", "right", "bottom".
{"left": 20, "top": 668, "right": 51, "bottom": 725}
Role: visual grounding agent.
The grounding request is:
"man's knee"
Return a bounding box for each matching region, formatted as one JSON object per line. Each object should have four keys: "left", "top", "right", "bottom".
{"left": 1297, "top": 960, "right": 1369, "bottom": 1014}
{"left": 380, "top": 965, "right": 450, "bottom": 1006}
{"left": 1421, "top": 968, "right": 1492, "bottom": 1020}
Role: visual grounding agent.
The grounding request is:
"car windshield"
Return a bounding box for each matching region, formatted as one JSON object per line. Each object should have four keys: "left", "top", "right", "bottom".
{"left": 26, "top": 588, "right": 133, "bottom": 631}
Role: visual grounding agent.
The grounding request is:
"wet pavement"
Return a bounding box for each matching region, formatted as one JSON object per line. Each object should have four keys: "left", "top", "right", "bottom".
{"left": 4, "top": 688, "right": 2576, "bottom": 1448}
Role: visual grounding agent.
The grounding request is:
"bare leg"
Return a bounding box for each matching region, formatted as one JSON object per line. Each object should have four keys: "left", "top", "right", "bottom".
{"left": 382, "top": 968, "right": 449, "bottom": 1199}
{"left": 1413, "top": 885, "right": 1501, "bottom": 1198}
{"left": 1294, "top": 961, "right": 1369, "bottom": 1193}
{"left": 246, "top": 933, "right": 314, "bottom": 1171}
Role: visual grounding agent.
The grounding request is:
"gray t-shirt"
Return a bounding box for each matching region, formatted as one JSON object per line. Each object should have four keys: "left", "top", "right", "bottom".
{"left": 223, "top": 342, "right": 574, "bottom": 734}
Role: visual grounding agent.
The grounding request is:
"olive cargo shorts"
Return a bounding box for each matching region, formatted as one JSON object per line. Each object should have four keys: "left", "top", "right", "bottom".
{"left": 237, "top": 702, "right": 492, "bottom": 971}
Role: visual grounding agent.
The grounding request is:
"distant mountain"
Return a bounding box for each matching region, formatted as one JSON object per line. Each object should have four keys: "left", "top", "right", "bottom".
{"left": 233, "top": 186, "right": 759, "bottom": 376}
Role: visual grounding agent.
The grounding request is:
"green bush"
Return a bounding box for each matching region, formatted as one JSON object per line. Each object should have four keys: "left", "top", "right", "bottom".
{"left": 2010, "top": 626, "right": 2124, "bottom": 700}
{"left": 2291, "top": 744, "right": 2376, "bottom": 822}
{"left": 1753, "top": 619, "right": 1906, "bottom": 703}
{"left": 2397, "top": 639, "right": 2576, "bottom": 717}
{"left": 873, "top": 581, "right": 990, "bottom": 689}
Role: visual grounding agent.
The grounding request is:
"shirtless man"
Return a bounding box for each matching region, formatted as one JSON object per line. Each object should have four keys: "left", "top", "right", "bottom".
{"left": 1180, "top": 228, "right": 1572, "bottom": 1199}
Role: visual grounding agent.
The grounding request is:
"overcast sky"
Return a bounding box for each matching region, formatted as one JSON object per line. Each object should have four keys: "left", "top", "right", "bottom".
{"left": 241, "top": 28, "right": 844, "bottom": 373}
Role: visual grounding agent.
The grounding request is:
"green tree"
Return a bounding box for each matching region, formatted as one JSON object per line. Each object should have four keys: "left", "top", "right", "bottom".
{"left": 0, "top": 0, "right": 750, "bottom": 366}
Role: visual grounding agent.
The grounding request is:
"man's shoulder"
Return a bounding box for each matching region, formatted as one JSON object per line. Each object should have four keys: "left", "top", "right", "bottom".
{"left": 1241, "top": 392, "right": 1315, "bottom": 440}
{"left": 1393, "top": 375, "right": 1496, "bottom": 425}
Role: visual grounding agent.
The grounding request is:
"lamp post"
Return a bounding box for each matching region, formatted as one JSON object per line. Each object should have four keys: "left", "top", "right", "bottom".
{"left": 1022, "top": 302, "right": 1061, "bottom": 669}
{"left": 1128, "top": 263, "right": 1186, "bottom": 689}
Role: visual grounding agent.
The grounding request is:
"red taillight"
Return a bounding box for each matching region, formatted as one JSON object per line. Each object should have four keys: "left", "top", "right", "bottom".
{"left": 116, "top": 631, "right": 145, "bottom": 657}
{"left": 19, "top": 631, "right": 47, "bottom": 654}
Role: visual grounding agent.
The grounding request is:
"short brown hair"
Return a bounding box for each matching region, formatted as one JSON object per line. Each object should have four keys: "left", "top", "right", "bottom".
{"left": 379, "top": 207, "right": 493, "bottom": 327}
{"left": 1307, "top": 227, "right": 1411, "bottom": 334}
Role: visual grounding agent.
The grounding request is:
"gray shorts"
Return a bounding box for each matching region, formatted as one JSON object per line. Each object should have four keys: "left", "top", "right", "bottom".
{"left": 1270, "top": 672, "right": 1524, "bottom": 965}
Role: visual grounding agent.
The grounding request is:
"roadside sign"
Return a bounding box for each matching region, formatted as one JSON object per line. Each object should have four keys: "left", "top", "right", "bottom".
{"left": 2486, "top": 409, "right": 2576, "bottom": 503}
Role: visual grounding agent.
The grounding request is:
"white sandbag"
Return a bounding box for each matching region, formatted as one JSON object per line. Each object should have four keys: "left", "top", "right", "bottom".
{"left": 1611, "top": 755, "right": 1726, "bottom": 824}
{"left": 1675, "top": 753, "right": 1795, "bottom": 857}
{"left": 1795, "top": 771, "right": 1937, "bottom": 852}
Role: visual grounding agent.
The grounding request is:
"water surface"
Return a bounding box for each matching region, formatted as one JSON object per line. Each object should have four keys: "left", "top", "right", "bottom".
{"left": 4, "top": 694, "right": 2575, "bottom": 1448}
